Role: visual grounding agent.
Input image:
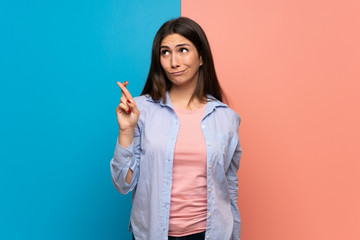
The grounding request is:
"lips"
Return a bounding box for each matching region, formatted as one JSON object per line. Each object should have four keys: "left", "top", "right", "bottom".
{"left": 170, "top": 70, "right": 185, "bottom": 75}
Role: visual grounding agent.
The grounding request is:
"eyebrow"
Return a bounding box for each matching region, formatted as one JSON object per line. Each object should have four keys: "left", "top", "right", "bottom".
{"left": 160, "top": 43, "right": 191, "bottom": 49}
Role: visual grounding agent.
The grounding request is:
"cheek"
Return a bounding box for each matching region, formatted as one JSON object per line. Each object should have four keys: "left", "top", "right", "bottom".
{"left": 187, "top": 57, "right": 200, "bottom": 68}
{"left": 160, "top": 58, "right": 168, "bottom": 70}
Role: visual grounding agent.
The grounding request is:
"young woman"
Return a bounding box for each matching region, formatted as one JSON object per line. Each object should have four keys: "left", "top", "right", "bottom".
{"left": 110, "top": 17, "right": 242, "bottom": 240}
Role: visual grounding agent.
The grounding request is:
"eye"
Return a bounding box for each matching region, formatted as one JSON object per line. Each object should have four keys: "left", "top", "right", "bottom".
{"left": 161, "top": 49, "right": 169, "bottom": 56}
{"left": 180, "top": 48, "right": 188, "bottom": 53}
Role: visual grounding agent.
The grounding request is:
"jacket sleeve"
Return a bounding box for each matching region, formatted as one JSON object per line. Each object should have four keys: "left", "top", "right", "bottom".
{"left": 110, "top": 122, "right": 141, "bottom": 195}
{"left": 226, "top": 115, "right": 242, "bottom": 240}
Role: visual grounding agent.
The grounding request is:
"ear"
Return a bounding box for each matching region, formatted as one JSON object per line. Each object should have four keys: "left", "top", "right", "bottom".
{"left": 199, "top": 56, "right": 203, "bottom": 66}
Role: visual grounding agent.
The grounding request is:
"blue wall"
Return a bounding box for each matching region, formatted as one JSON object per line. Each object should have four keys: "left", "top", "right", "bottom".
{"left": 0, "top": 1, "right": 180, "bottom": 239}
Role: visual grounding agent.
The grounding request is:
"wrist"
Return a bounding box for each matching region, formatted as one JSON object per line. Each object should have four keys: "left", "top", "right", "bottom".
{"left": 119, "top": 127, "right": 135, "bottom": 136}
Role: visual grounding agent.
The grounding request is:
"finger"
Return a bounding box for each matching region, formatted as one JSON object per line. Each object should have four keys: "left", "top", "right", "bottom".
{"left": 120, "top": 96, "right": 128, "bottom": 105}
{"left": 117, "top": 81, "right": 127, "bottom": 98}
{"left": 117, "top": 81, "right": 133, "bottom": 100}
{"left": 120, "top": 96, "right": 130, "bottom": 109}
{"left": 118, "top": 102, "right": 131, "bottom": 114}
{"left": 120, "top": 81, "right": 128, "bottom": 96}
{"left": 116, "top": 103, "right": 125, "bottom": 113}
{"left": 126, "top": 98, "right": 139, "bottom": 115}
{"left": 123, "top": 81, "right": 128, "bottom": 88}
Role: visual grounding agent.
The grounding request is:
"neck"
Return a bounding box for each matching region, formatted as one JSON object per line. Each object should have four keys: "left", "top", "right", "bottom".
{"left": 169, "top": 84, "right": 205, "bottom": 110}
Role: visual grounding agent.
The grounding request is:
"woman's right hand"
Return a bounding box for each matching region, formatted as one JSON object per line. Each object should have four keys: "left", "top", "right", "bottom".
{"left": 116, "top": 81, "right": 140, "bottom": 132}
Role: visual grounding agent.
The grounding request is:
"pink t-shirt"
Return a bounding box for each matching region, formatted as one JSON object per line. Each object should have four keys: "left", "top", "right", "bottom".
{"left": 168, "top": 105, "right": 207, "bottom": 236}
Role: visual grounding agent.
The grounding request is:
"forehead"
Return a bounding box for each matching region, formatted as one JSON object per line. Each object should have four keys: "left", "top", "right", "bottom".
{"left": 160, "top": 33, "right": 193, "bottom": 47}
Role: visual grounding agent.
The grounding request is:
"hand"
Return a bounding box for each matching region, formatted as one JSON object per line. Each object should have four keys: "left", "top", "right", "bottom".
{"left": 115, "top": 81, "right": 140, "bottom": 132}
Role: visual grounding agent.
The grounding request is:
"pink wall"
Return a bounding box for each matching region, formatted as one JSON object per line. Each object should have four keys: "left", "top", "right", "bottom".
{"left": 182, "top": 1, "right": 360, "bottom": 239}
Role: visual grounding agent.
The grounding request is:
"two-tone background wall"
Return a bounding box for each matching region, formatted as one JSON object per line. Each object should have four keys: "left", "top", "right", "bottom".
{"left": 1, "top": 0, "right": 359, "bottom": 239}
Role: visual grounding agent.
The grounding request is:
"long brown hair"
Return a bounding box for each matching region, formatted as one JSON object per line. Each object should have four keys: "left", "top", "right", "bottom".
{"left": 141, "top": 17, "right": 226, "bottom": 104}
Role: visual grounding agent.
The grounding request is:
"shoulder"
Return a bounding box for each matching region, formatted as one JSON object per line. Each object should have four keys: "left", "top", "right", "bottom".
{"left": 133, "top": 94, "right": 150, "bottom": 104}
{"left": 220, "top": 107, "right": 241, "bottom": 128}
{"left": 133, "top": 94, "right": 157, "bottom": 110}
{"left": 208, "top": 98, "right": 241, "bottom": 127}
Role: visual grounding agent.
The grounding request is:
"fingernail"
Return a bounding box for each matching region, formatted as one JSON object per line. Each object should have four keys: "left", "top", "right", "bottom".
{"left": 127, "top": 109, "right": 131, "bottom": 114}
{"left": 127, "top": 99, "right": 131, "bottom": 104}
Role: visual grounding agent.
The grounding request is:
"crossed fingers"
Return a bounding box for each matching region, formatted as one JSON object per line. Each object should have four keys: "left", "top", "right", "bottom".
{"left": 117, "top": 81, "right": 135, "bottom": 114}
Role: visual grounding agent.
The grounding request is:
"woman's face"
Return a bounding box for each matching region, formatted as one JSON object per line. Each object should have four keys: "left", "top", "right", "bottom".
{"left": 160, "top": 33, "right": 203, "bottom": 89}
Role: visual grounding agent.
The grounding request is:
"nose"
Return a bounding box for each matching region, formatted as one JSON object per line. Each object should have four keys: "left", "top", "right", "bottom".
{"left": 171, "top": 54, "right": 180, "bottom": 68}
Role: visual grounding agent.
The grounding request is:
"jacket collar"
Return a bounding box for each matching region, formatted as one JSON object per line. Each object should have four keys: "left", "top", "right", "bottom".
{"left": 145, "top": 91, "right": 227, "bottom": 110}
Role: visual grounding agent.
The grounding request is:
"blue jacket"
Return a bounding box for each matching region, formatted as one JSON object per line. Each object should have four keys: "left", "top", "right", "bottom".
{"left": 110, "top": 92, "right": 242, "bottom": 240}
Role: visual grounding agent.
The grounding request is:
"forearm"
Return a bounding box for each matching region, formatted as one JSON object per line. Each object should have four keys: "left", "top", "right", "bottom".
{"left": 110, "top": 134, "right": 140, "bottom": 194}
{"left": 227, "top": 171, "right": 241, "bottom": 240}
{"left": 118, "top": 127, "right": 137, "bottom": 184}
{"left": 125, "top": 168, "right": 133, "bottom": 184}
{"left": 110, "top": 157, "right": 136, "bottom": 193}
{"left": 118, "top": 129, "right": 135, "bottom": 148}
{"left": 227, "top": 136, "right": 242, "bottom": 239}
